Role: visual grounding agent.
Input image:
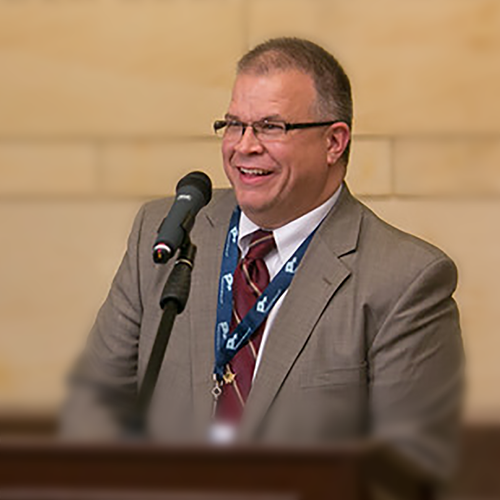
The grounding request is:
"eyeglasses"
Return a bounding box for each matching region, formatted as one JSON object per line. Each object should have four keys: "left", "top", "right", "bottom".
{"left": 213, "top": 118, "right": 344, "bottom": 141}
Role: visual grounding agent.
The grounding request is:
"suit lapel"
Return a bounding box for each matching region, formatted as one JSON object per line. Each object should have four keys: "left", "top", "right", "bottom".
{"left": 238, "top": 186, "right": 363, "bottom": 439}
{"left": 190, "top": 190, "right": 236, "bottom": 435}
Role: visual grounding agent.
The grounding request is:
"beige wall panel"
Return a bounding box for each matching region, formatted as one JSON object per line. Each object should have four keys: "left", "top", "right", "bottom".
{"left": 0, "top": 143, "right": 96, "bottom": 196}
{"left": 0, "top": 201, "right": 142, "bottom": 409}
{"left": 0, "top": 0, "right": 244, "bottom": 137}
{"left": 364, "top": 198, "right": 500, "bottom": 422}
{"left": 320, "top": 0, "right": 500, "bottom": 136}
{"left": 102, "top": 140, "right": 230, "bottom": 197}
{"left": 346, "top": 139, "right": 392, "bottom": 196}
{"left": 249, "top": 0, "right": 500, "bottom": 135}
{"left": 394, "top": 138, "right": 500, "bottom": 196}
{"left": 247, "top": 0, "right": 326, "bottom": 48}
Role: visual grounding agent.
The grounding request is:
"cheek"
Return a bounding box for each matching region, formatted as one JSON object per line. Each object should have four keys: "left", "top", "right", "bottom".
{"left": 277, "top": 146, "right": 311, "bottom": 180}
{"left": 267, "top": 144, "right": 294, "bottom": 171}
{"left": 297, "top": 143, "right": 328, "bottom": 176}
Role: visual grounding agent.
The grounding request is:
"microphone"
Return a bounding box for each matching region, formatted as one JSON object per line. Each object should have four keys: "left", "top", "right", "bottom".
{"left": 152, "top": 171, "right": 212, "bottom": 264}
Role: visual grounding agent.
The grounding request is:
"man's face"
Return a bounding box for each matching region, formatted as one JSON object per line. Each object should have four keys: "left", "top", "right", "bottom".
{"left": 222, "top": 70, "right": 347, "bottom": 229}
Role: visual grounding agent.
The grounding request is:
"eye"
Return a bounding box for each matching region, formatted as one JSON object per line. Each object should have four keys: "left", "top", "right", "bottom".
{"left": 261, "top": 121, "right": 282, "bottom": 130}
{"left": 257, "top": 121, "right": 285, "bottom": 134}
{"left": 226, "top": 120, "right": 244, "bottom": 130}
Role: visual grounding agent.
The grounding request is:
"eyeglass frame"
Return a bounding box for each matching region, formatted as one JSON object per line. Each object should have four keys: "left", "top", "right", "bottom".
{"left": 213, "top": 118, "right": 346, "bottom": 141}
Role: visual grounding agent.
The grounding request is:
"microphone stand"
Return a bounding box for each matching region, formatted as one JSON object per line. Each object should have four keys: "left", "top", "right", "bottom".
{"left": 132, "top": 236, "right": 197, "bottom": 436}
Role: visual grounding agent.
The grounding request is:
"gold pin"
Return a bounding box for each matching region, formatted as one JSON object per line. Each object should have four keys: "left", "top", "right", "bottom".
{"left": 211, "top": 374, "right": 222, "bottom": 419}
{"left": 223, "top": 365, "right": 236, "bottom": 385}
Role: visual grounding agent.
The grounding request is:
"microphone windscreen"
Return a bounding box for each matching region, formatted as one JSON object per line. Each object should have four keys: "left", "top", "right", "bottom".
{"left": 176, "top": 171, "right": 212, "bottom": 205}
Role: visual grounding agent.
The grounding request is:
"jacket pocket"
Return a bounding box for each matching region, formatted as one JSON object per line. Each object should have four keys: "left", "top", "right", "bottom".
{"left": 299, "top": 362, "right": 368, "bottom": 388}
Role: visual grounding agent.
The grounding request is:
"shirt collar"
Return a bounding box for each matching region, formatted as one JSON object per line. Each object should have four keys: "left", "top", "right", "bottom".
{"left": 238, "top": 184, "right": 343, "bottom": 263}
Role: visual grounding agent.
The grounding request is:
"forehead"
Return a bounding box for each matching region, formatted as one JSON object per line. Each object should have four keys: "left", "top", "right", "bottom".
{"left": 227, "top": 70, "right": 317, "bottom": 120}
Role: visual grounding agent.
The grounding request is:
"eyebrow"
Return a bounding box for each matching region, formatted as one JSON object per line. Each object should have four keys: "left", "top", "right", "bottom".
{"left": 262, "top": 114, "right": 284, "bottom": 121}
{"left": 223, "top": 113, "right": 285, "bottom": 122}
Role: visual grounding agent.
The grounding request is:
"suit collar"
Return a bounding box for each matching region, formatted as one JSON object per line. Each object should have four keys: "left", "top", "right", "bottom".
{"left": 203, "top": 189, "right": 237, "bottom": 227}
{"left": 190, "top": 189, "right": 237, "bottom": 436}
{"left": 316, "top": 182, "right": 362, "bottom": 258}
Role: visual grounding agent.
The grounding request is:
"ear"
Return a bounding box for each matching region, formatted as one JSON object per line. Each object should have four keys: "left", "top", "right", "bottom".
{"left": 325, "top": 122, "right": 351, "bottom": 166}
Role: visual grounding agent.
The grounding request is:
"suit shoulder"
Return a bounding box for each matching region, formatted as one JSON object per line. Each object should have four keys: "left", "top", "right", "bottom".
{"left": 349, "top": 199, "right": 458, "bottom": 290}
{"left": 342, "top": 198, "right": 459, "bottom": 333}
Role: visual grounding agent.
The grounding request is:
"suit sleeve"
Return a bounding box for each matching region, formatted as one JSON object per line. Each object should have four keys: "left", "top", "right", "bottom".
{"left": 60, "top": 204, "right": 147, "bottom": 439}
{"left": 368, "top": 255, "right": 464, "bottom": 482}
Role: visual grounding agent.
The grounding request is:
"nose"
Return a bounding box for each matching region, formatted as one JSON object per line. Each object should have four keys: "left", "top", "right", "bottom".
{"left": 234, "top": 125, "right": 264, "bottom": 155}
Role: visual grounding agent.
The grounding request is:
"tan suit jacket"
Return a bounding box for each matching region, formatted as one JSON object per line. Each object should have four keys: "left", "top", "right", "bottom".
{"left": 63, "top": 185, "right": 463, "bottom": 479}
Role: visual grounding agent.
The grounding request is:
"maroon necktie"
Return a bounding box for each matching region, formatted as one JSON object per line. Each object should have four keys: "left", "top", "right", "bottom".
{"left": 216, "top": 229, "right": 276, "bottom": 423}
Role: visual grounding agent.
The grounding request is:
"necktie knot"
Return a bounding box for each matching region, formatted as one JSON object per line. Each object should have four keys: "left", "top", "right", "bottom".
{"left": 245, "top": 229, "right": 276, "bottom": 262}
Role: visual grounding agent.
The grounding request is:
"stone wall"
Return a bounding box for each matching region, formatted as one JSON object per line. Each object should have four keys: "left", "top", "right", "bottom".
{"left": 0, "top": 0, "right": 498, "bottom": 422}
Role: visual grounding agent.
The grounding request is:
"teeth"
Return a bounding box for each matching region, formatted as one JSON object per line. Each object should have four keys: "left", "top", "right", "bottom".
{"left": 239, "top": 167, "right": 270, "bottom": 176}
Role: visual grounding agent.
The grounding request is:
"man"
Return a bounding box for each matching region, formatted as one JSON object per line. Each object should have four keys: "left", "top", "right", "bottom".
{"left": 63, "top": 38, "right": 463, "bottom": 482}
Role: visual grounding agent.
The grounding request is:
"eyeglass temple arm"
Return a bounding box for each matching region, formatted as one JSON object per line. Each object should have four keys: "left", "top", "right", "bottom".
{"left": 285, "top": 120, "right": 344, "bottom": 131}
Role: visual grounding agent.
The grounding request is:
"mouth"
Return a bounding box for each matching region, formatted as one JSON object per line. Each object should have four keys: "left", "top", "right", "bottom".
{"left": 237, "top": 166, "right": 273, "bottom": 177}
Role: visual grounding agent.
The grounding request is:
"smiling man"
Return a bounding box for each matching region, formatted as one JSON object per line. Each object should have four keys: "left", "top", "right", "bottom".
{"left": 63, "top": 38, "right": 463, "bottom": 485}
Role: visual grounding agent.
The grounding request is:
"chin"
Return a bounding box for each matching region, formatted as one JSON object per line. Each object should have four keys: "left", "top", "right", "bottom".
{"left": 238, "top": 200, "right": 266, "bottom": 218}
{"left": 236, "top": 193, "right": 269, "bottom": 213}
{"left": 241, "top": 203, "right": 282, "bottom": 229}
{"left": 239, "top": 203, "right": 265, "bottom": 219}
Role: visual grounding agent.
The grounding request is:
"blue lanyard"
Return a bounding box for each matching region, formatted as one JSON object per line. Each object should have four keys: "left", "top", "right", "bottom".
{"left": 213, "top": 207, "right": 319, "bottom": 381}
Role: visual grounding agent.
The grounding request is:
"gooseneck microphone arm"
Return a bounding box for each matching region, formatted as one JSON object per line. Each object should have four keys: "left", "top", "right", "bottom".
{"left": 136, "top": 235, "right": 197, "bottom": 429}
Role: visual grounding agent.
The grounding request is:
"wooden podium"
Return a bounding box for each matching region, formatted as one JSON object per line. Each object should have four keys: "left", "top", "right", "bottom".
{"left": 0, "top": 441, "right": 434, "bottom": 500}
